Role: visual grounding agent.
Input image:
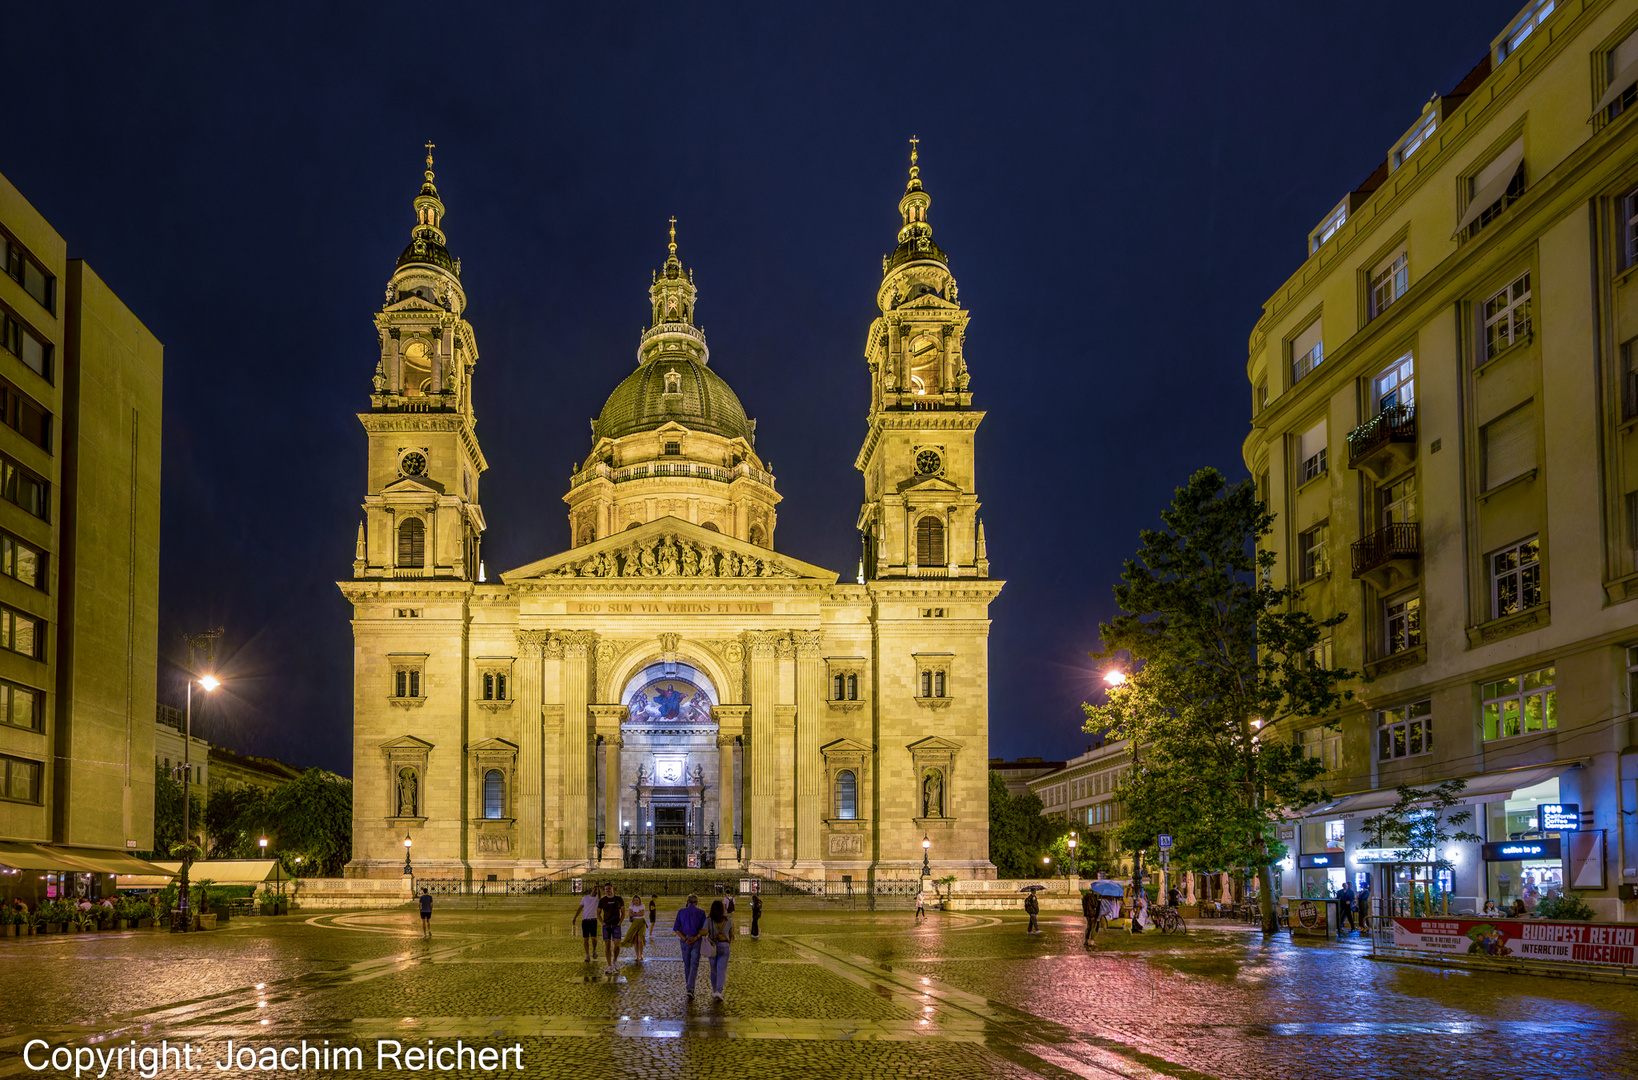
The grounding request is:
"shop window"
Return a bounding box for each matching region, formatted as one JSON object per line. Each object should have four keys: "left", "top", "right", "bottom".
{"left": 482, "top": 769, "right": 505, "bottom": 819}
{"left": 1377, "top": 700, "right": 1432, "bottom": 760}
{"left": 834, "top": 769, "right": 857, "bottom": 820}
{"left": 1489, "top": 536, "right": 1541, "bottom": 619}
{"left": 1481, "top": 667, "right": 1556, "bottom": 741}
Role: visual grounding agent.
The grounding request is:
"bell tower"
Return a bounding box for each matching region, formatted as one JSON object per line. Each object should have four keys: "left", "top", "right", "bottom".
{"left": 855, "top": 141, "right": 987, "bottom": 580}
{"left": 353, "top": 144, "right": 487, "bottom": 581}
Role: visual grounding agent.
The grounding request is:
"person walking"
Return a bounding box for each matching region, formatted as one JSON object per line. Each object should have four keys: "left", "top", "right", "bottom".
{"left": 648, "top": 894, "right": 661, "bottom": 939}
{"left": 598, "top": 883, "right": 625, "bottom": 974}
{"left": 418, "top": 888, "right": 433, "bottom": 938}
{"left": 623, "top": 894, "right": 648, "bottom": 962}
{"left": 575, "top": 888, "right": 600, "bottom": 963}
{"left": 705, "top": 899, "right": 734, "bottom": 1001}
{"left": 749, "top": 892, "right": 762, "bottom": 938}
{"left": 1081, "top": 888, "right": 1098, "bottom": 947}
{"left": 1130, "top": 889, "right": 1148, "bottom": 934}
{"left": 1336, "top": 880, "right": 1357, "bottom": 937}
{"left": 915, "top": 888, "right": 927, "bottom": 922}
{"left": 673, "top": 892, "right": 708, "bottom": 1000}
{"left": 1024, "top": 889, "right": 1040, "bottom": 934}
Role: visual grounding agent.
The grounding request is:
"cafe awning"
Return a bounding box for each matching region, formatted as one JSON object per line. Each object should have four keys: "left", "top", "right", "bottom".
{"left": 0, "top": 842, "right": 173, "bottom": 876}
{"left": 132, "top": 860, "right": 281, "bottom": 887}
{"left": 1294, "top": 760, "right": 1581, "bottom": 820}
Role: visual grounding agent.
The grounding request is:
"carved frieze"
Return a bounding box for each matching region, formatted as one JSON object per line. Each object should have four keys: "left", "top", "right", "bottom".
{"left": 546, "top": 531, "right": 799, "bottom": 580}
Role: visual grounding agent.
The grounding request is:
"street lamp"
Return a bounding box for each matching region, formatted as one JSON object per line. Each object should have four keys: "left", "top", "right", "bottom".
{"left": 403, "top": 833, "right": 413, "bottom": 877}
{"left": 1103, "top": 668, "right": 1127, "bottom": 687}
{"left": 921, "top": 834, "right": 931, "bottom": 877}
{"left": 1043, "top": 856, "right": 1052, "bottom": 877}
{"left": 176, "top": 631, "right": 223, "bottom": 933}
{"left": 1068, "top": 832, "right": 1078, "bottom": 878}
{"left": 258, "top": 837, "right": 267, "bottom": 854}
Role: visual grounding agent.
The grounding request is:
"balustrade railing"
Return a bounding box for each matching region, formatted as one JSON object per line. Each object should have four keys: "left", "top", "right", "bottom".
{"left": 1351, "top": 522, "right": 1421, "bottom": 577}
{"left": 1346, "top": 403, "right": 1416, "bottom": 466}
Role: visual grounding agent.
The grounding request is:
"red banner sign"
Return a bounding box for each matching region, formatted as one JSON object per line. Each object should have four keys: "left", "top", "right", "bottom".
{"left": 1392, "top": 917, "right": 1638, "bottom": 967}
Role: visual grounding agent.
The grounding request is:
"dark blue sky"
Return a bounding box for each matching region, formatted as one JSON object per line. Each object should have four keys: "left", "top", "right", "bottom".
{"left": 4, "top": 2, "right": 1521, "bottom": 772}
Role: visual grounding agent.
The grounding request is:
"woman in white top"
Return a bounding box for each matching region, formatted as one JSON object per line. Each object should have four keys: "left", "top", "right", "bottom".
{"left": 624, "top": 894, "right": 649, "bottom": 961}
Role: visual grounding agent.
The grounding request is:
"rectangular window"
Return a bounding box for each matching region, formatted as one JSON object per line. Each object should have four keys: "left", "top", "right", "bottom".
{"left": 1394, "top": 113, "right": 1437, "bottom": 169}
{"left": 1483, "top": 273, "right": 1531, "bottom": 361}
{"left": 0, "top": 307, "right": 52, "bottom": 380}
{"left": 1601, "top": 30, "right": 1638, "bottom": 120}
{"left": 1378, "top": 473, "right": 1417, "bottom": 528}
{"left": 1299, "top": 419, "right": 1327, "bottom": 483}
{"left": 1385, "top": 593, "right": 1422, "bottom": 655}
{"left": 1306, "top": 635, "right": 1333, "bottom": 671}
{"left": 1310, "top": 199, "right": 1348, "bottom": 253}
{"left": 920, "top": 670, "right": 931, "bottom": 697}
{"left": 846, "top": 673, "right": 858, "bottom": 700}
{"left": 1374, "top": 353, "right": 1415, "bottom": 414}
{"left": 0, "top": 454, "right": 48, "bottom": 520}
{"left": 1482, "top": 404, "right": 1536, "bottom": 490}
{"left": 481, "top": 672, "right": 507, "bottom": 701}
{"left": 1623, "top": 342, "right": 1638, "bottom": 422}
{"left": 0, "top": 754, "right": 41, "bottom": 803}
{"left": 663, "top": 441, "right": 680, "bottom": 455}
{"left": 1490, "top": 536, "right": 1542, "bottom": 618}
{"left": 1298, "top": 522, "right": 1329, "bottom": 582}
{"left": 934, "top": 670, "right": 946, "bottom": 697}
{"left": 1369, "top": 252, "right": 1409, "bottom": 320}
{"left": 0, "top": 605, "right": 41, "bottom": 659}
{"left": 1296, "top": 726, "right": 1342, "bottom": 771}
{"left": 1628, "top": 492, "right": 1638, "bottom": 552}
{"left": 1482, "top": 667, "right": 1557, "bottom": 740}
{"left": 0, "top": 679, "right": 40, "bottom": 731}
{"left": 1626, "top": 646, "right": 1638, "bottom": 713}
{"left": 2, "top": 233, "right": 54, "bottom": 312}
{"left": 0, "top": 376, "right": 51, "bottom": 452}
{"left": 0, "top": 530, "right": 44, "bottom": 590}
{"left": 394, "top": 669, "right": 421, "bottom": 698}
{"left": 1626, "top": 189, "right": 1638, "bottom": 270}
{"left": 1290, "top": 317, "right": 1324, "bottom": 385}
{"left": 1256, "top": 378, "right": 1269, "bottom": 413}
{"left": 1496, "top": 0, "right": 1555, "bottom": 63}
{"left": 1377, "top": 699, "right": 1432, "bottom": 760}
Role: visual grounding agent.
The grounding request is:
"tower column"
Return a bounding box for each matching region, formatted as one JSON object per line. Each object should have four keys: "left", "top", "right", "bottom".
{"left": 560, "top": 631, "right": 596, "bottom": 864}
{"left": 713, "top": 704, "right": 748, "bottom": 868}
{"left": 793, "top": 630, "right": 825, "bottom": 871}
{"left": 602, "top": 732, "right": 624, "bottom": 869}
{"left": 744, "top": 632, "right": 779, "bottom": 863}
{"left": 515, "top": 631, "right": 548, "bottom": 867}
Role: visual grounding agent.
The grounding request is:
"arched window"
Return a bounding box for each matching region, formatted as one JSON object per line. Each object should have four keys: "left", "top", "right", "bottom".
{"left": 916, "top": 516, "right": 945, "bottom": 565}
{"left": 626, "top": 521, "right": 642, "bottom": 531}
{"left": 702, "top": 521, "right": 720, "bottom": 533}
{"left": 483, "top": 769, "right": 505, "bottom": 819}
{"left": 846, "top": 673, "right": 858, "bottom": 700}
{"left": 397, "top": 518, "right": 425, "bottom": 568}
{"left": 834, "top": 674, "right": 846, "bottom": 700}
{"left": 834, "top": 769, "right": 857, "bottom": 820}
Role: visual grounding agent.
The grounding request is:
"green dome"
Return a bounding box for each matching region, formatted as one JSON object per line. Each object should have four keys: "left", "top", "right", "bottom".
{"left": 594, "top": 356, "right": 753, "bottom": 443}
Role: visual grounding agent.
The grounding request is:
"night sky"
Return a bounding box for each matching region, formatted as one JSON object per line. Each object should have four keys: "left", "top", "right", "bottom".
{"left": 5, "top": 2, "right": 1522, "bottom": 774}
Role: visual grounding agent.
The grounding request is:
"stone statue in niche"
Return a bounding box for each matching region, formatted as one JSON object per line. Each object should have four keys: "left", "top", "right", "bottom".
{"left": 922, "top": 769, "right": 943, "bottom": 819}
{"left": 636, "top": 763, "right": 647, "bottom": 785}
{"left": 692, "top": 764, "right": 704, "bottom": 785}
{"left": 397, "top": 767, "right": 419, "bottom": 817}
{"left": 372, "top": 361, "right": 386, "bottom": 393}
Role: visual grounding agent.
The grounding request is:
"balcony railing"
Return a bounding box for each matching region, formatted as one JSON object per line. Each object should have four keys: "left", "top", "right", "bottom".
{"left": 1347, "top": 403, "right": 1416, "bottom": 468}
{"left": 1351, "top": 522, "right": 1421, "bottom": 578}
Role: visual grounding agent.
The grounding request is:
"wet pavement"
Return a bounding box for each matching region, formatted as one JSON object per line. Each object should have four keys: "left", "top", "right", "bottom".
{"left": 3, "top": 904, "right": 1637, "bottom": 1079}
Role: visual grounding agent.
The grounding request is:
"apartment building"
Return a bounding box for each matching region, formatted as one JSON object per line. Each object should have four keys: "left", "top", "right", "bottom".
{"left": 989, "top": 756, "right": 1065, "bottom": 798}
{"left": 1028, "top": 740, "right": 1133, "bottom": 879}
{"left": 1245, "top": 0, "right": 1638, "bottom": 918}
{"left": 0, "top": 168, "right": 163, "bottom": 891}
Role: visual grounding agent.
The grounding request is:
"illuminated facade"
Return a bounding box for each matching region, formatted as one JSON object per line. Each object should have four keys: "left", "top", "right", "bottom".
{"left": 342, "top": 146, "right": 1001, "bottom": 882}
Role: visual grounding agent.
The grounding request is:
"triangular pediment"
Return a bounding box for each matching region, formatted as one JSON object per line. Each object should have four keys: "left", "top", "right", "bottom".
{"left": 468, "top": 737, "right": 518, "bottom": 753}
{"left": 821, "top": 737, "right": 873, "bottom": 755}
{"left": 500, "top": 516, "right": 838, "bottom": 584}
{"left": 383, "top": 474, "right": 446, "bottom": 496}
{"left": 906, "top": 735, "right": 963, "bottom": 753}
{"left": 380, "top": 735, "right": 434, "bottom": 751}
{"left": 386, "top": 295, "right": 443, "bottom": 313}
{"left": 901, "top": 292, "right": 957, "bottom": 310}
{"left": 897, "top": 473, "right": 962, "bottom": 495}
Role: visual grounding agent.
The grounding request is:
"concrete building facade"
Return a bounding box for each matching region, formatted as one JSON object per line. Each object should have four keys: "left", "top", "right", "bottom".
{"left": 1244, "top": 0, "right": 1638, "bottom": 918}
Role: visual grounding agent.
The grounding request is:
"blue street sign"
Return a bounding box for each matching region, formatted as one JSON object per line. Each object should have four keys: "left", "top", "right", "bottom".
{"left": 1158, "top": 834, "right": 1172, "bottom": 850}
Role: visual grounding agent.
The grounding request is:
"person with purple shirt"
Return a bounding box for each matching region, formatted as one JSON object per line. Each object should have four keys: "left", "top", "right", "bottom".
{"left": 672, "top": 892, "right": 708, "bottom": 1000}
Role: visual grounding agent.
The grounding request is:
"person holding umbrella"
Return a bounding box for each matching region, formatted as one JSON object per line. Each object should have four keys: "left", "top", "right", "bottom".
{"left": 1020, "top": 884, "right": 1045, "bottom": 934}
{"left": 1087, "top": 876, "right": 1124, "bottom": 939}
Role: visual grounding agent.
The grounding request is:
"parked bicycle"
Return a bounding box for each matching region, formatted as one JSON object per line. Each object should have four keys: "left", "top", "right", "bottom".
{"left": 1150, "top": 904, "right": 1187, "bottom": 935}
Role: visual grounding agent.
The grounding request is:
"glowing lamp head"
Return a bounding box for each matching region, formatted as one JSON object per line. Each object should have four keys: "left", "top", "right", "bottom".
{"left": 1103, "top": 669, "right": 1127, "bottom": 687}
{"left": 198, "top": 674, "right": 221, "bottom": 692}
{"left": 922, "top": 835, "right": 931, "bottom": 851}
{"left": 1067, "top": 834, "right": 1077, "bottom": 850}
{"left": 258, "top": 837, "right": 267, "bottom": 850}
{"left": 403, "top": 835, "right": 412, "bottom": 850}
{"left": 1043, "top": 856, "right": 1052, "bottom": 865}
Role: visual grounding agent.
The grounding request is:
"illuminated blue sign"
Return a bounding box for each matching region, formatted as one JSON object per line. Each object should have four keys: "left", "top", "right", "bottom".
{"left": 1298, "top": 853, "right": 1339, "bottom": 868}
{"left": 1480, "top": 838, "right": 1561, "bottom": 861}
{"left": 1538, "top": 803, "right": 1580, "bottom": 832}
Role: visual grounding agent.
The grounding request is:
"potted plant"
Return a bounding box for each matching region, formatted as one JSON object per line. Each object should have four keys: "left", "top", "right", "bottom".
{"left": 0, "top": 906, "right": 17, "bottom": 936}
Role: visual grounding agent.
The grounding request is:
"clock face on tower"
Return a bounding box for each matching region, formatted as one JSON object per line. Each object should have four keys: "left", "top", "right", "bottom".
{"left": 400, "top": 451, "right": 428, "bottom": 477}
{"left": 916, "top": 449, "right": 942, "bottom": 475}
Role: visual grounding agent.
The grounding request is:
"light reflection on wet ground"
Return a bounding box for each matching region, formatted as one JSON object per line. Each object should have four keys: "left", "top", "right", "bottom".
{"left": 1, "top": 905, "right": 1635, "bottom": 1078}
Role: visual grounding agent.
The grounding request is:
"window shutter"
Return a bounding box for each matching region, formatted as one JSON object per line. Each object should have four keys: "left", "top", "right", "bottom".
{"left": 1454, "top": 139, "right": 1524, "bottom": 234}
{"left": 1299, "top": 420, "right": 1327, "bottom": 465}
{"left": 1594, "top": 28, "right": 1638, "bottom": 115}
{"left": 1291, "top": 318, "right": 1323, "bottom": 369}
{"left": 1483, "top": 405, "right": 1536, "bottom": 489}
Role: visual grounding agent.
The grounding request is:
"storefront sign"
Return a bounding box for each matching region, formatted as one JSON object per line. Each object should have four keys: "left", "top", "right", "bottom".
{"left": 1480, "top": 839, "right": 1561, "bottom": 861}
{"left": 1297, "top": 853, "right": 1341, "bottom": 868}
{"left": 1393, "top": 917, "right": 1637, "bottom": 967}
{"left": 1538, "top": 803, "right": 1580, "bottom": 832}
{"left": 1352, "top": 848, "right": 1402, "bottom": 863}
{"left": 1276, "top": 824, "right": 1297, "bottom": 842}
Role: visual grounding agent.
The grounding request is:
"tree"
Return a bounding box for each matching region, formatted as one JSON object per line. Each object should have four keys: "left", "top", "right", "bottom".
{"left": 145, "top": 762, "right": 202, "bottom": 860}
{"left": 267, "top": 770, "right": 352, "bottom": 876}
{"left": 206, "top": 785, "right": 272, "bottom": 859}
{"left": 1361, "top": 779, "right": 1481, "bottom": 916}
{"left": 987, "top": 772, "right": 1062, "bottom": 878}
{"left": 1082, "top": 467, "right": 1353, "bottom": 933}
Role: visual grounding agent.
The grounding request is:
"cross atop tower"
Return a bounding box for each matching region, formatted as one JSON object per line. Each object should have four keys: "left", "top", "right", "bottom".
{"left": 668, "top": 216, "right": 677, "bottom": 256}
{"left": 424, "top": 140, "right": 436, "bottom": 168}
{"left": 909, "top": 136, "right": 918, "bottom": 165}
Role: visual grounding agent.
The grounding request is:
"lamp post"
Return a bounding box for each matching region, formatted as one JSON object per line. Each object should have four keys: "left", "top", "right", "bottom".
{"left": 1043, "top": 856, "right": 1052, "bottom": 877}
{"left": 921, "top": 834, "right": 931, "bottom": 877}
{"left": 1068, "top": 832, "right": 1078, "bottom": 878}
{"left": 403, "top": 833, "right": 413, "bottom": 894}
{"left": 175, "top": 629, "right": 223, "bottom": 933}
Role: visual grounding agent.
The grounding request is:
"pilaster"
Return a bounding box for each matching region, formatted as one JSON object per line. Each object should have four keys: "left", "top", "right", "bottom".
{"left": 793, "top": 629, "right": 825, "bottom": 868}
{"left": 514, "top": 630, "right": 548, "bottom": 866}
{"left": 743, "top": 631, "right": 780, "bottom": 862}
{"left": 560, "top": 630, "right": 596, "bottom": 864}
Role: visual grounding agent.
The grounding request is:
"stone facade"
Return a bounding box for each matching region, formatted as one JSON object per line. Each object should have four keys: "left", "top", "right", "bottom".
{"left": 343, "top": 146, "right": 1000, "bottom": 883}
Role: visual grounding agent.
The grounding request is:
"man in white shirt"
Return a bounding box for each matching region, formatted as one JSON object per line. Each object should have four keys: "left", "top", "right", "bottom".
{"left": 574, "top": 889, "right": 600, "bottom": 962}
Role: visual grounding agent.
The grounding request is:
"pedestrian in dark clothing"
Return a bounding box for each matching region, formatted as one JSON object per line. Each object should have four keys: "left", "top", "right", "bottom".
{"left": 749, "top": 893, "right": 762, "bottom": 938}
{"left": 673, "top": 893, "right": 708, "bottom": 1000}
{"left": 1024, "top": 890, "right": 1040, "bottom": 934}
{"left": 1081, "top": 890, "right": 1098, "bottom": 946}
{"left": 598, "top": 884, "right": 625, "bottom": 973}
{"left": 418, "top": 889, "right": 432, "bottom": 938}
{"left": 1336, "top": 882, "right": 1357, "bottom": 935}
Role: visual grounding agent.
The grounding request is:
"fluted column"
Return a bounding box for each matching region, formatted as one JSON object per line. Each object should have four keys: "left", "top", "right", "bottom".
{"left": 744, "top": 631, "right": 779, "bottom": 863}
{"left": 602, "top": 733, "right": 624, "bottom": 868}
{"left": 792, "top": 629, "right": 825, "bottom": 869}
{"left": 560, "top": 631, "right": 596, "bottom": 864}
{"left": 515, "top": 631, "right": 549, "bottom": 866}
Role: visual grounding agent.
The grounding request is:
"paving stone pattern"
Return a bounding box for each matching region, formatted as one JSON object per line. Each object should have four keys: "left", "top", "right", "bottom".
{"left": 2, "top": 903, "right": 1636, "bottom": 1079}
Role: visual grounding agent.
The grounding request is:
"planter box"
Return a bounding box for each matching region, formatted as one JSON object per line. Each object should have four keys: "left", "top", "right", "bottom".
{"left": 44, "top": 923, "right": 62, "bottom": 934}
{"left": 138, "top": 917, "right": 153, "bottom": 928}
{"left": 2, "top": 924, "right": 14, "bottom": 936}
{"left": 198, "top": 914, "right": 217, "bottom": 930}
{"left": 114, "top": 919, "right": 129, "bottom": 930}
{"left": 210, "top": 905, "right": 231, "bottom": 923}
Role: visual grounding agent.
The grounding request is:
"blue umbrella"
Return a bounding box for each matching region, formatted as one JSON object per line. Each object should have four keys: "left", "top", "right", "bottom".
{"left": 1087, "top": 881, "right": 1125, "bottom": 897}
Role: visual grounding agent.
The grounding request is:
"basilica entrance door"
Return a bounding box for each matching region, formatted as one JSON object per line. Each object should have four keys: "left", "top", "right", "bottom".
{"left": 653, "top": 807, "right": 687, "bottom": 870}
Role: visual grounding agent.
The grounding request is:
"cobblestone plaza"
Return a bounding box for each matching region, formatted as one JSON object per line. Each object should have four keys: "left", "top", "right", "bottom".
{"left": 5, "top": 904, "right": 1638, "bottom": 1079}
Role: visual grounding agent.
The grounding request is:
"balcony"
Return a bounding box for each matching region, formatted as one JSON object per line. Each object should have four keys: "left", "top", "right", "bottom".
{"left": 1346, "top": 403, "right": 1416, "bottom": 480}
{"left": 1351, "top": 522, "right": 1421, "bottom": 590}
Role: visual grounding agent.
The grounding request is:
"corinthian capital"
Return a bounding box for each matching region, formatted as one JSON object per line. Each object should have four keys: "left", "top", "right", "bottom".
{"left": 741, "top": 630, "right": 781, "bottom": 659}
{"left": 515, "top": 629, "right": 552, "bottom": 657}
{"left": 558, "top": 630, "right": 597, "bottom": 658}
{"left": 791, "top": 629, "right": 824, "bottom": 658}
